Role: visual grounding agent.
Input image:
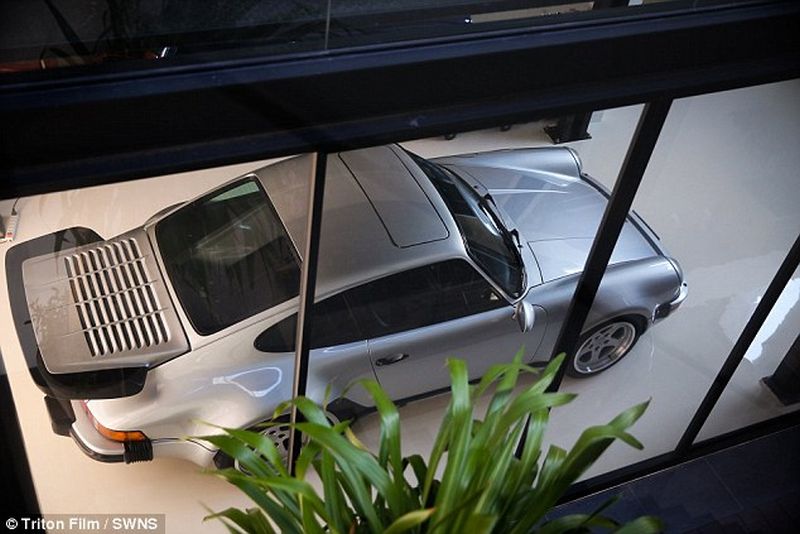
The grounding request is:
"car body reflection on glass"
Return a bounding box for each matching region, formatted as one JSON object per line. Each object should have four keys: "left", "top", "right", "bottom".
{"left": 12, "top": 144, "right": 687, "bottom": 466}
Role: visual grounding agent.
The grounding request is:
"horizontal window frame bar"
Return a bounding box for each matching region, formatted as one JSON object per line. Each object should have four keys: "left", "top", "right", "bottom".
{"left": 1, "top": 1, "right": 798, "bottom": 199}
{"left": 0, "top": 1, "right": 784, "bottom": 102}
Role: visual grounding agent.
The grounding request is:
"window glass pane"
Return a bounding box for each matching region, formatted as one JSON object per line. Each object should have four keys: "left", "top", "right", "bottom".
{"left": 2, "top": 156, "right": 287, "bottom": 525}
{"left": 349, "top": 259, "right": 505, "bottom": 338}
{"left": 0, "top": 0, "right": 330, "bottom": 73}
{"left": 540, "top": 79, "right": 800, "bottom": 479}
{"left": 5, "top": 78, "right": 798, "bottom": 532}
{"left": 1, "top": 0, "right": 752, "bottom": 75}
{"left": 156, "top": 178, "right": 300, "bottom": 334}
{"left": 254, "top": 294, "right": 363, "bottom": 352}
{"left": 414, "top": 154, "right": 525, "bottom": 298}
{"left": 348, "top": 108, "right": 644, "bottom": 469}
{"left": 254, "top": 314, "right": 296, "bottom": 353}
{"left": 3, "top": 113, "right": 645, "bottom": 525}
{"left": 697, "top": 265, "right": 800, "bottom": 441}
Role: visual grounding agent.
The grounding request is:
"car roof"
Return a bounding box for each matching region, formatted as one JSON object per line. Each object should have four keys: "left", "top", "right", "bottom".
{"left": 254, "top": 144, "right": 466, "bottom": 298}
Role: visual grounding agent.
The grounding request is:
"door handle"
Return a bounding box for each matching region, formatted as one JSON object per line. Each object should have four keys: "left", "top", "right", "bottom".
{"left": 375, "top": 353, "right": 409, "bottom": 367}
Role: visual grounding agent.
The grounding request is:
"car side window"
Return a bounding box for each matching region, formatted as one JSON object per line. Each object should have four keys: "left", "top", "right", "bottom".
{"left": 347, "top": 259, "right": 506, "bottom": 339}
{"left": 254, "top": 294, "right": 362, "bottom": 352}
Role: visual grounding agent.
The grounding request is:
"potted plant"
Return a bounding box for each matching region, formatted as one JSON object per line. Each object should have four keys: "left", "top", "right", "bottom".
{"left": 199, "top": 351, "right": 661, "bottom": 533}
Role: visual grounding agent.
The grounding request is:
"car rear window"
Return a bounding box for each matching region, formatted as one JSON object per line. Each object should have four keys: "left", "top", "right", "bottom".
{"left": 156, "top": 179, "right": 300, "bottom": 335}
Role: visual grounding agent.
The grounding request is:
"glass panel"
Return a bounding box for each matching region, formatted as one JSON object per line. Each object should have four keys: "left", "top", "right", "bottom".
{"left": 542, "top": 79, "right": 800, "bottom": 479}
{"left": 415, "top": 155, "right": 526, "bottom": 298}
{"left": 5, "top": 79, "right": 797, "bottom": 531}
{"left": 156, "top": 178, "right": 301, "bottom": 335}
{"left": 0, "top": 0, "right": 330, "bottom": 73}
{"left": 254, "top": 294, "right": 363, "bottom": 352}
{"left": 1, "top": 0, "right": 757, "bottom": 75}
{"left": 697, "top": 265, "right": 800, "bottom": 441}
{"left": 0, "top": 161, "right": 291, "bottom": 532}
{"left": 346, "top": 259, "right": 506, "bottom": 338}
{"left": 2, "top": 108, "right": 643, "bottom": 525}
{"left": 341, "top": 107, "right": 644, "bottom": 469}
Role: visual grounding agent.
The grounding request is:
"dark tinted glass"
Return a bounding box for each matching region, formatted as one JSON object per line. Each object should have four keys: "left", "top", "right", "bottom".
{"left": 156, "top": 179, "right": 300, "bottom": 335}
{"left": 412, "top": 154, "right": 525, "bottom": 297}
{"left": 348, "top": 259, "right": 505, "bottom": 339}
{"left": 1, "top": 1, "right": 736, "bottom": 75}
{"left": 254, "top": 294, "right": 362, "bottom": 352}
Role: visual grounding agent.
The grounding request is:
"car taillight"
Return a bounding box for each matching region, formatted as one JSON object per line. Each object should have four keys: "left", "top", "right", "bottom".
{"left": 80, "top": 401, "right": 147, "bottom": 442}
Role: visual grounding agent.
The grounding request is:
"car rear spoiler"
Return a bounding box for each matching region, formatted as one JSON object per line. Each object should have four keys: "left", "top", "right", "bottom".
{"left": 6, "top": 228, "right": 148, "bottom": 399}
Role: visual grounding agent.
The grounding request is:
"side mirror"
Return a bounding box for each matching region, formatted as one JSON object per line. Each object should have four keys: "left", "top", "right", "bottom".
{"left": 513, "top": 301, "right": 535, "bottom": 333}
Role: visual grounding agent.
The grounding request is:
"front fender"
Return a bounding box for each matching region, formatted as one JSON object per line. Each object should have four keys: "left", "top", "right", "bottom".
{"left": 527, "top": 256, "right": 682, "bottom": 361}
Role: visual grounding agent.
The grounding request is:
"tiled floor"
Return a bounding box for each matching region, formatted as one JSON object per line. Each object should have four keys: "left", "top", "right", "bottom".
{"left": 550, "top": 424, "right": 800, "bottom": 533}
{"left": 1, "top": 80, "right": 798, "bottom": 531}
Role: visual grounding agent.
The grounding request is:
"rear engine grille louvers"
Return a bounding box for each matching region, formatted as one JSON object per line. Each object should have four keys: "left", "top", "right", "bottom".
{"left": 63, "top": 238, "right": 170, "bottom": 357}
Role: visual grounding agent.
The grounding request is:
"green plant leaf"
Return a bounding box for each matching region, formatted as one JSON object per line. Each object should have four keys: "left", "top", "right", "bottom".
{"left": 204, "top": 507, "right": 274, "bottom": 534}
{"left": 508, "top": 445, "right": 568, "bottom": 534}
{"left": 223, "top": 426, "right": 290, "bottom": 476}
{"left": 483, "top": 347, "right": 525, "bottom": 418}
{"left": 300, "top": 493, "right": 325, "bottom": 534}
{"left": 200, "top": 434, "right": 274, "bottom": 480}
{"left": 199, "top": 350, "right": 657, "bottom": 534}
{"left": 427, "top": 486, "right": 486, "bottom": 532}
{"left": 359, "top": 379, "right": 409, "bottom": 514}
{"left": 294, "top": 421, "right": 391, "bottom": 532}
{"left": 217, "top": 468, "right": 304, "bottom": 517}
{"left": 465, "top": 513, "right": 498, "bottom": 534}
{"left": 536, "top": 513, "right": 619, "bottom": 534}
{"left": 513, "top": 400, "right": 652, "bottom": 533}
{"left": 209, "top": 472, "right": 301, "bottom": 534}
{"left": 319, "top": 448, "right": 351, "bottom": 534}
{"left": 615, "top": 516, "right": 664, "bottom": 534}
{"left": 295, "top": 437, "right": 322, "bottom": 480}
{"left": 430, "top": 358, "right": 475, "bottom": 529}
{"left": 345, "top": 426, "right": 369, "bottom": 451}
{"left": 405, "top": 454, "right": 428, "bottom": 491}
{"left": 383, "top": 509, "right": 435, "bottom": 534}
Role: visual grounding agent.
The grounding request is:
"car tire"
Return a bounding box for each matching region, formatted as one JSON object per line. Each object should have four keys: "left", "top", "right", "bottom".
{"left": 566, "top": 316, "right": 646, "bottom": 378}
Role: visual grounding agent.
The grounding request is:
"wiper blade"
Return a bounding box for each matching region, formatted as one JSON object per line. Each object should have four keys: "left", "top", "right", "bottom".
{"left": 481, "top": 191, "right": 499, "bottom": 210}
{"left": 479, "top": 193, "right": 522, "bottom": 249}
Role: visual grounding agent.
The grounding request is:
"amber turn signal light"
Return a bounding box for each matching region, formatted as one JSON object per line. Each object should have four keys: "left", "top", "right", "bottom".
{"left": 81, "top": 401, "right": 147, "bottom": 442}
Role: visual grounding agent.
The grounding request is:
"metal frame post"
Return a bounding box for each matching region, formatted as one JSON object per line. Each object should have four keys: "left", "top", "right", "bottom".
{"left": 544, "top": 112, "right": 593, "bottom": 144}
{"left": 517, "top": 99, "right": 672, "bottom": 458}
{"left": 287, "top": 152, "right": 327, "bottom": 472}
{"left": 547, "top": 99, "right": 672, "bottom": 392}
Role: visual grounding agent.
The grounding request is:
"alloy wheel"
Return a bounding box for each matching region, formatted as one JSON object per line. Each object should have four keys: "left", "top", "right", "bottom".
{"left": 573, "top": 321, "right": 637, "bottom": 375}
{"left": 233, "top": 411, "right": 341, "bottom": 473}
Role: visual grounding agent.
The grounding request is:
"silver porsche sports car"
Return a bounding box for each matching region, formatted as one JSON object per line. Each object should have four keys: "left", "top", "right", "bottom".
{"left": 8, "top": 144, "right": 686, "bottom": 466}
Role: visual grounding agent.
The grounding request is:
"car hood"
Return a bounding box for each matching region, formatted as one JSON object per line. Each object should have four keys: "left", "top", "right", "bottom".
{"left": 435, "top": 149, "right": 657, "bottom": 282}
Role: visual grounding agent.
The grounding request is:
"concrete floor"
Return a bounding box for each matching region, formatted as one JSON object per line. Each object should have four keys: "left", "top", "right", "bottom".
{"left": 1, "top": 79, "right": 798, "bottom": 530}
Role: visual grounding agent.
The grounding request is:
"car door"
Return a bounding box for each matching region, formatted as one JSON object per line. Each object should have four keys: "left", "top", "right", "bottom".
{"left": 253, "top": 294, "right": 376, "bottom": 407}
{"left": 346, "top": 259, "right": 547, "bottom": 401}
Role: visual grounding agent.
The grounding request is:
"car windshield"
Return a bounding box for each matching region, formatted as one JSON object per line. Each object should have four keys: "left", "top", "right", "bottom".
{"left": 412, "top": 153, "right": 525, "bottom": 298}
{"left": 155, "top": 179, "right": 300, "bottom": 334}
